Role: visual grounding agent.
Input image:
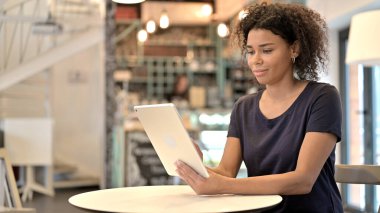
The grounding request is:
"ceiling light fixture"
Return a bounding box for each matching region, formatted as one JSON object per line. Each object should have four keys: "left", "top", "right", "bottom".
{"left": 217, "top": 23, "right": 229, "bottom": 38}
{"left": 146, "top": 20, "right": 156, "bottom": 34}
{"left": 112, "top": 0, "right": 145, "bottom": 4}
{"left": 346, "top": 10, "right": 380, "bottom": 65}
{"left": 32, "top": 12, "right": 63, "bottom": 35}
{"left": 201, "top": 4, "right": 213, "bottom": 17}
{"left": 137, "top": 29, "right": 148, "bottom": 42}
{"left": 159, "top": 10, "right": 170, "bottom": 29}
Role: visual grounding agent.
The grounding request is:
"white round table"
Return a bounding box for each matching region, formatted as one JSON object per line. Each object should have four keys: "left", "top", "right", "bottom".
{"left": 69, "top": 185, "right": 282, "bottom": 212}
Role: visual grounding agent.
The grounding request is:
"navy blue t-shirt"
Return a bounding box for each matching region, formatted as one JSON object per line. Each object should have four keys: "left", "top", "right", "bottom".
{"left": 227, "top": 81, "right": 343, "bottom": 213}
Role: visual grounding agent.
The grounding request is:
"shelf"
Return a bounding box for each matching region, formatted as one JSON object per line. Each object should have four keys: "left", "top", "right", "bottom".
{"left": 191, "top": 70, "right": 217, "bottom": 74}
{"left": 117, "top": 29, "right": 221, "bottom": 101}
{"left": 191, "top": 56, "right": 216, "bottom": 60}
{"left": 130, "top": 78, "right": 147, "bottom": 83}
{"left": 144, "top": 40, "right": 215, "bottom": 47}
{"left": 150, "top": 77, "right": 172, "bottom": 82}
{"left": 115, "top": 19, "right": 139, "bottom": 25}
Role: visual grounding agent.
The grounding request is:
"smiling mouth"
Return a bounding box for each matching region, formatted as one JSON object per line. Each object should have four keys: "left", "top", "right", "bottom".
{"left": 252, "top": 69, "right": 267, "bottom": 77}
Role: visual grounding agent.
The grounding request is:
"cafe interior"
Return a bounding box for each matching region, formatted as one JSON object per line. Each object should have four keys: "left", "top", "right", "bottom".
{"left": 1, "top": 0, "right": 380, "bottom": 212}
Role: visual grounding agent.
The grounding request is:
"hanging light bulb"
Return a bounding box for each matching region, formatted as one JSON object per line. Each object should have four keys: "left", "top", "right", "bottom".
{"left": 137, "top": 29, "right": 148, "bottom": 42}
{"left": 146, "top": 20, "right": 156, "bottom": 34}
{"left": 159, "top": 10, "right": 170, "bottom": 29}
{"left": 201, "top": 4, "right": 213, "bottom": 17}
{"left": 112, "top": 0, "right": 145, "bottom": 4}
{"left": 217, "top": 23, "right": 229, "bottom": 38}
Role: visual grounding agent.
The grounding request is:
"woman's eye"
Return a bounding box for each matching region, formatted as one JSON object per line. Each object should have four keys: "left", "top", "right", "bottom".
{"left": 246, "top": 51, "right": 254, "bottom": 56}
{"left": 263, "top": 49, "right": 273, "bottom": 54}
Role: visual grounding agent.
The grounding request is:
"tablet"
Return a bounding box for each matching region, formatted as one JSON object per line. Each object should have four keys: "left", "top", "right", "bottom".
{"left": 134, "top": 103, "right": 209, "bottom": 178}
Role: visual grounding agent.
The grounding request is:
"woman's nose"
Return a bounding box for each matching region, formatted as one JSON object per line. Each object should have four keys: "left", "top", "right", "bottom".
{"left": 248, "top": 53, "right": 263, "bottom": 66}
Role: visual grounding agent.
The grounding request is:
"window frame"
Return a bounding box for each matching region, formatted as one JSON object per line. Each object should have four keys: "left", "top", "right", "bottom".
{"left": 339, "top": 27, "right": 377, "bottom": 213}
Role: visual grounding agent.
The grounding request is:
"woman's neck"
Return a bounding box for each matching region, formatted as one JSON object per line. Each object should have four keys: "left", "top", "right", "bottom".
{"left": 264, "top": 78, "right": 305, "bottom": 102}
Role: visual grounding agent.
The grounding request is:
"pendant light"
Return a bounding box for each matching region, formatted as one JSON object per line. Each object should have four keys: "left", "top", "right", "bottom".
{"left": 346, "top": 10, "right": 380, "bottom": 65}
{"left": 146, "top": 20, "right": 156, "bottom": 34}
{"left": 159, "top": 10, "right": 170, "bottom": 29}
{"left": 217, "top": 23, "right": 229, "bottom": 38}
{"left": 137, "top": 29, "right": 148, "bottom": 43}
{"left": 112, "top": 0, "right": 145, "bottom": 4}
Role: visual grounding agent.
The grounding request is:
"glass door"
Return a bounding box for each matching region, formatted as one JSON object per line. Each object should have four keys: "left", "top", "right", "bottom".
{"left": 345, "top": 64, "right": 366, "bottom": 210}
{"left": 374, "top": 66, "right": 380, "bottom": 210}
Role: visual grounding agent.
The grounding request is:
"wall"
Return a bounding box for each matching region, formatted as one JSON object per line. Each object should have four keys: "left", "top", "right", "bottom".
{"left": 308, "top": 0, "right": 380, "bottom": 29}
{"left": 319, "top": 29, "right": 339, "bottom": 86}
{"left": 307, "top": 0, "right": 380, "bottom": 88}
{"left": 51, "top": 43, "right": 104, "bottom": 177}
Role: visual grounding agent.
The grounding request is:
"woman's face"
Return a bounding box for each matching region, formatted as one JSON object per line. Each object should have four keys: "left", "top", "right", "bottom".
{"left": 176, "top": 76, "right": 188, "bottom": 94}
{"left": 246, "top": 29, "right": 295, "bottom": 85}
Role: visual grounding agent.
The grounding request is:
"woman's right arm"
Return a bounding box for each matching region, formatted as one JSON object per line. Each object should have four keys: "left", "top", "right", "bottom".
{"left": 210, "top": 137, "right": 243, "bottom": 178}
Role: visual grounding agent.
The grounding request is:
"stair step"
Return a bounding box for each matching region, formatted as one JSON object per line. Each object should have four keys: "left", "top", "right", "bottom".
{"left": 21, "top": 72, "right": 48, "bottom": 84}
{"left": 0, "top": 108, "right": 47, "bottom": 118}
{"left": 54, "top": 176, "right": 99, "bottom": 189}
{"left": 1, "top": 84, "right": 46, "bottom": 97}
{"left": 0, "top": 94, "right": 46, "bottom": 100}
{"left": 54, "top": 163, "right": 77, "bottom": 176}
{"left": 0, "top": 98, "right": 45, "bottom": 107}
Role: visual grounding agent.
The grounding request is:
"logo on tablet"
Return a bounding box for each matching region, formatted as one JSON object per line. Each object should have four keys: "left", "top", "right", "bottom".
{"left": 164, "top": 137, "right": 176, "bottom": 148}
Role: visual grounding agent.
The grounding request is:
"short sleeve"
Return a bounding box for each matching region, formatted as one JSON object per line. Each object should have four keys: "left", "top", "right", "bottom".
{"left": 227, "top": 101, "right": 241, "bottom": 138}
{"left": 306, "top": 85, "right": 342, "bottom": 142}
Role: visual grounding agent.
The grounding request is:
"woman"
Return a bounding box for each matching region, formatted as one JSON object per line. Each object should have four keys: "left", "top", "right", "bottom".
{"left": 175, "top": 2, "right": 343, "bottom": 212}
{"left": 166, "top": 74, "right": 190, "bottom": 102}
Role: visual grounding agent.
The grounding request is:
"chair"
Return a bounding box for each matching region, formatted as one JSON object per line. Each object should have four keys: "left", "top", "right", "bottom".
{"left": 335, "top": 164, "right": 380, "bottom": 213}
{"left": 0, "top": 148, "right": 36, "bottom": 213}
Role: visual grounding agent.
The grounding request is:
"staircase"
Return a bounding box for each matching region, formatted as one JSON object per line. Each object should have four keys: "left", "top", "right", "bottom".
{"left": 0, "top": 71, "right": 100, "bottom": 190}
{"left": 0, "top": 0, "right": 103, "bottom": 194}
{"left": 53, "top": 160, "right": 99, "bottom": 189}
{"left": 0, "top": 72, "right": 50, "bottom": 118}
{"left": 0, "top": 0, "right": 104, "bottom": 91}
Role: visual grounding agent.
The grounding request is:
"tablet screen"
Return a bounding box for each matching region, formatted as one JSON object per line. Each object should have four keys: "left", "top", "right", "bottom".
{"left": 134, "top": 103, "right": 209, "bottom": 178}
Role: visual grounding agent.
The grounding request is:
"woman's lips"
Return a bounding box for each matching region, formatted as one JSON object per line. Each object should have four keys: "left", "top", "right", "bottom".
{"left": 252, "top": 69, "right": 267, "bottom": 77}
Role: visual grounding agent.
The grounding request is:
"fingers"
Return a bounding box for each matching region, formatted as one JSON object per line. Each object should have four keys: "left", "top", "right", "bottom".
{"left": 175, "top": 160, "right": 208, "bottom": 195}
{"left": 175, "top": 160, "right": 206, "bottom": 183}
{"left": 176, "top": 164, "right": 195, "bottom": 185}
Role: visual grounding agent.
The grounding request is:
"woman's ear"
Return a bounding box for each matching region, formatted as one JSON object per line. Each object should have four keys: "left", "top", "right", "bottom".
{"left": 290, "top": 40, "right": 300, "bottom": 58}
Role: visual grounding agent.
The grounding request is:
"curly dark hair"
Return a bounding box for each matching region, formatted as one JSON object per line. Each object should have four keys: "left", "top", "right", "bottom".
{"left": 233, "top": 2, "right": 328, "bottom": 81}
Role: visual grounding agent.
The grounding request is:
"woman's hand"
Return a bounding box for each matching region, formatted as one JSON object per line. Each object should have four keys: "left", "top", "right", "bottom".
{"left": 175, "top": 160, "right": 228, "bottom": 195}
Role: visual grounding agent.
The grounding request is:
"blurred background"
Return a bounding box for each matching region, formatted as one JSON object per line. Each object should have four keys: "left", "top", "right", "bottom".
{"left": 1, "top": 0, "right": 380, "bottom": 212}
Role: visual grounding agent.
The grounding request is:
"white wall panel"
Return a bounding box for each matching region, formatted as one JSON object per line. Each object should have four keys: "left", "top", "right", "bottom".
{"left": 51, "top": 43, "right": 104, "bottom": 178}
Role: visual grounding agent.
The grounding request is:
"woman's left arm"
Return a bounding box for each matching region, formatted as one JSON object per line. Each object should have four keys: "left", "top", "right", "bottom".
{"left": 248, "top": 131, "right": 337, "bottom": 195}
{"left": 175, "top": 132, "right": 336, "bottom": 195}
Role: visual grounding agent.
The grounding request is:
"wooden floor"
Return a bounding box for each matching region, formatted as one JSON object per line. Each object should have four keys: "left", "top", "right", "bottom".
{"left": 22, "top": 186, "right": 99, "bottom": 213}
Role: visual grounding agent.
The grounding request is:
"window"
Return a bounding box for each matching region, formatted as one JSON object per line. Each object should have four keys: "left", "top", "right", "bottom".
{"left": 339, "top": 29, "right": 380, "bottom": 213}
